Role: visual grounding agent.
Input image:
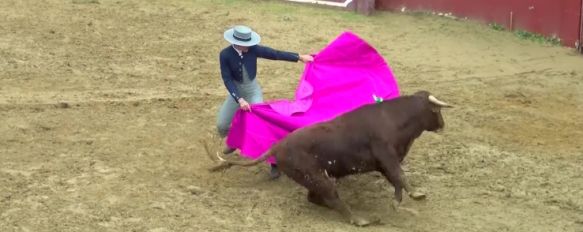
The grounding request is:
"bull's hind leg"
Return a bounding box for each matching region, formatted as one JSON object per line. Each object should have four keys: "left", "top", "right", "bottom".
{"left": 295, "top": 171, "right": 374, "bottom": 226}
{"left": 323, "top": 195, "right": 373, "bottom": 226}
{"left": 280, "top": 150, "right": 376, "bottom": 226}
{"left": 307, "top": 191, "right": 327, "bottom": 207}
{"left": 316, "top": 178, "right": 374, "bottom": 226}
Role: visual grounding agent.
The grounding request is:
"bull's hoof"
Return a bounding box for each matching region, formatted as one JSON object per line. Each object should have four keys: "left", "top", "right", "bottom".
{"left": 409, "top": 191, "right": 426, "bottom": 200}
{"left": 392, "top": 199, "right": 419, "bottom": 216}
{"left": 391, "top": 199, "right": 400, "bottom": 211}
{"left": 350, "top": 216, "right": 374, "bottom": 227}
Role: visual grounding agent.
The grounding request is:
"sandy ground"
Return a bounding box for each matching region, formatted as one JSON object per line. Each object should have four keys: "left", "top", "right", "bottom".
{"left": 1, "top": 0, "right": 582, "bottom": 231}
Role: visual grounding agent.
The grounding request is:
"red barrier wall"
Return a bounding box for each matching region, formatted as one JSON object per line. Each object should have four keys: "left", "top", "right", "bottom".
{"left": 580, "top": 0, "right": 583, "bottom": 52}
{"left": 375, "top": 0, "right": 583, "bottom": 49}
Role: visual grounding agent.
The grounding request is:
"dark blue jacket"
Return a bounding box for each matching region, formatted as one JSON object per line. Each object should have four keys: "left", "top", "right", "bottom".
{"left": 219, "top": 45, "right": 300, "bottom": 102}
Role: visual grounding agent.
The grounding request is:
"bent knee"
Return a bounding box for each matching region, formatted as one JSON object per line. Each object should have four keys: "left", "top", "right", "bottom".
{"left": 216, "top": 122, "right": 230, "bottom": 138}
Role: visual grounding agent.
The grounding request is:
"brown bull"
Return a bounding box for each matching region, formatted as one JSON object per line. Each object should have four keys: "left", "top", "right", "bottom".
{"left": 207, "top": 90, "right": 452, "bottom": 226}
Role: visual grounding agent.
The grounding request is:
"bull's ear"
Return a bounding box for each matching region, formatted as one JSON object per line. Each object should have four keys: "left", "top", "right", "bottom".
{"left": 413, "top": 90, "right": 430, "bottom": 97}
{"left": 431, "top": 105, "right": 441, "bottom": 113}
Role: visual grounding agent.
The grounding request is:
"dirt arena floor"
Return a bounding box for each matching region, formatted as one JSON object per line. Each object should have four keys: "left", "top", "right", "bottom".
{"left": 1, "top": 0, "right": 582, "bottom": 231}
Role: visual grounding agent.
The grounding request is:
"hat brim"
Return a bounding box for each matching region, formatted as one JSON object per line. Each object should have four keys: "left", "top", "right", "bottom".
{"left": 223, "top": 28, "right": 261, "bottom": 47}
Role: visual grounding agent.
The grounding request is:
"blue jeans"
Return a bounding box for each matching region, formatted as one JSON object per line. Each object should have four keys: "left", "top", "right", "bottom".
{"left": 216, "top": 77, "right": 263, "bottom": 138}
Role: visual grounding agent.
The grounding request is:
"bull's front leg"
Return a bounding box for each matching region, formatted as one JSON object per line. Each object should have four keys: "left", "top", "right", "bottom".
{"left": 400, "top": 169, "right": 426, "bottom": 200}
{"left": 373, "top": 144, "right": 420, "bottom": 215}
{"left": 399, "top": 142, "right": 426, "bottom": 200}
{"left": 385, "top": 168, "right": 423, "bottom": 216}
{"left": 382, "top": 165, "right": 405, "bottom": 212}
{"left": 372, "top": 145, "right": 405, "bottom": 210}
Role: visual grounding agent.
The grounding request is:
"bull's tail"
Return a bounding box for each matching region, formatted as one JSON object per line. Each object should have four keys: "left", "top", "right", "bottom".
{"left": 202, "top": 139, "right": 276, "bottom": 172}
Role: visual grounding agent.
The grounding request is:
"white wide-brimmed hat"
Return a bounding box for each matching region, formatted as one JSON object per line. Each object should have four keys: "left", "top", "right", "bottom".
{"left": 223, "top": 25, "right": 261, "bottom": 47}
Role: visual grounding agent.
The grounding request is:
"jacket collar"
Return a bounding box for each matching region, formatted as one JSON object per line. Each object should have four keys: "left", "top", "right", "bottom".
{"left": 231, "top": 45, "right": 243, "bottom": 58}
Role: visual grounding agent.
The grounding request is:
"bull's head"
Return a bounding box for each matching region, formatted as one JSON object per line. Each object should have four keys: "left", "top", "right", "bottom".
{"left": 413, "top": 91, "right": 453, "bottom": 132}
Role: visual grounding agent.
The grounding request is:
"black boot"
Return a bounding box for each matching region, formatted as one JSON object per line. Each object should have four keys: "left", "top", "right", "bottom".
{"left": 222, "top": 146, "right": 236, "bottom": 155}
{"left": 270, "top": 164, "right": 281, "bottom": 179}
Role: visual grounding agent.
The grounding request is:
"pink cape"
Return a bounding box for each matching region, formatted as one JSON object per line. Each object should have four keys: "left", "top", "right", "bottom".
{"left": 225, "top": 31, "right": 401, "bottom": 163}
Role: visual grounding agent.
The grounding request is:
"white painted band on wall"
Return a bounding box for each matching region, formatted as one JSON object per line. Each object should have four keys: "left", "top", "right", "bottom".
{"left": 285, "top": 0, "right": 353, "bottom": 7}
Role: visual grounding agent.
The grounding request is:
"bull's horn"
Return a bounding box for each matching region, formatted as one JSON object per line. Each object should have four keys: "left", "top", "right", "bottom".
{"left": 428, "top": 95, "right": 452, "bottom": 107}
